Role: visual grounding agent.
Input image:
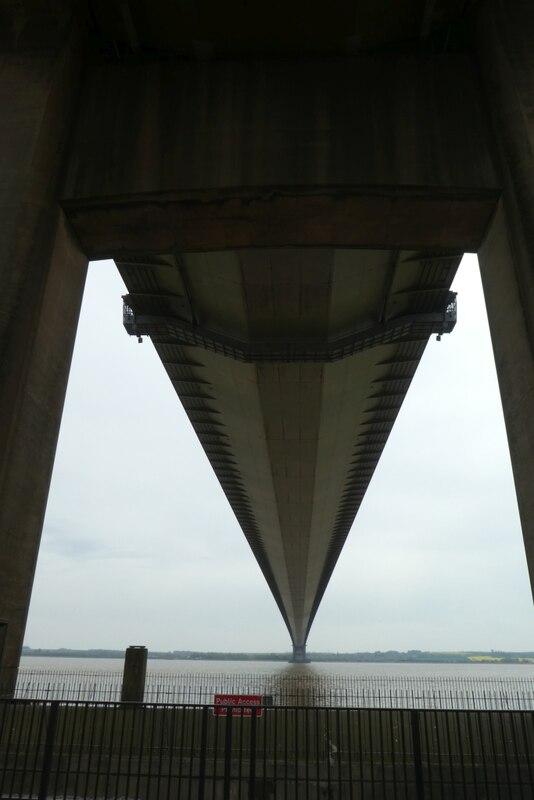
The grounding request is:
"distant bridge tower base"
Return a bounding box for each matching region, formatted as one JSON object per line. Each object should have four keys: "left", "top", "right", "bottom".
{"left": 292, "top": 644, "right": 309, "bottom": 664}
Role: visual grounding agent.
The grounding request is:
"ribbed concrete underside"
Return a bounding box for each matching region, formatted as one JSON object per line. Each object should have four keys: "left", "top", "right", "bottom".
{"left": 87, "top": 0, "right": 466, "bottom": 57}
{"left": 117, "top": 247, "right": 459, "bottom": 646}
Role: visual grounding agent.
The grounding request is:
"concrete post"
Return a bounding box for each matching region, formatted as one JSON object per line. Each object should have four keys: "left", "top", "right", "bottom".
{"left": 121, "top": 646, "right": 148, "bottom": 702}
{"left": 475, "top": 0, "right": 534, "bottom": 599}
{"left": 0, "top": 17, "right": 86, "bottom": 696}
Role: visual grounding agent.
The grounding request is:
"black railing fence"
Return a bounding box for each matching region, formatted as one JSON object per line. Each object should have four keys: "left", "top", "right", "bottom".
{"left": 12, "top": 669, "right": 534, "bottom": 710}
{"left": 1, "top": 699, "right": 533, "bottom": 799}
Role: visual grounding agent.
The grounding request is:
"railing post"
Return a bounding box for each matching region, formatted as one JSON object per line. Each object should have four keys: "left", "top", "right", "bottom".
{"left": 223, "top": 708, "right": 233, "bottom": 800}
{"left": 198, "top": 705, "right": 208, "bottom": 800}
{"left": 121, "top": 646, "right": 147, "bottom": 702}
{"left": 248, "top": 708, "right": 257, "bottom": 800}
{"left": 38, "top": 701, "right": 59, "bottom": 800}
{"left": 411, "top": 710, "right": 425, "bottom": 800}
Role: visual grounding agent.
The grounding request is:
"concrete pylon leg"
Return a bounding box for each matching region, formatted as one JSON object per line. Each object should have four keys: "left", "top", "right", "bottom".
{"left": 475, "top": 0, "right": 534, "bottom": 604}
{"left": 478, "top": 207, "right": 534, "bottom": 592}
{"left": 292, "top": 644, "right": 309, "bottom": 663}
{"left": 0, "top": 28, "right": 86, "bottom": 696}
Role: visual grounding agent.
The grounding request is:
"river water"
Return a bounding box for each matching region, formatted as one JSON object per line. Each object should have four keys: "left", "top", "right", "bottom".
{"left": 16, "top": 657, "right": 534, "bottom": 709}
{"left": 18, "top": 656, "right": 534, "bottom": 679}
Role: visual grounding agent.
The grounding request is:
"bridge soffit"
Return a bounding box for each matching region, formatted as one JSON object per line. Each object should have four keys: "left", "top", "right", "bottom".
{"left": 60, "top": 53, "right": 499, "bottom": 258}
{"left": 114, "top": 246, "right": 461, "bottom": 642}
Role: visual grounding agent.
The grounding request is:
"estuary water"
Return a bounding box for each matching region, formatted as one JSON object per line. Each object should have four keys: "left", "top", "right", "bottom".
{"left": 16, "top": 657, "right": 534, "bottom": 709}
{"left": 18, "top": 656, "right": 534, "bottom": 679}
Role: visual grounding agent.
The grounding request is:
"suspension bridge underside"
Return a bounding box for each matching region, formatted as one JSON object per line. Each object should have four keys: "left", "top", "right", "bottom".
{"left": 119, "top": 248, "right": 458, "bottom": 652}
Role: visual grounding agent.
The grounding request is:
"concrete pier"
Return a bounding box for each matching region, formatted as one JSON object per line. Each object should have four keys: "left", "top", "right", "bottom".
{"left": 292, "top": 645, "right": 309, "bottom": 664}
{"left": 121, "top": 646, "right": 148, "bottom": 702}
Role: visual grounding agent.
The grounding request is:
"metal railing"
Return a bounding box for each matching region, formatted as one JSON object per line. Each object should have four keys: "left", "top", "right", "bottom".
{"left": 12, "top": 668, "right": 534, "bottom": 709}
{"left": 1, "top": 699, "right": 533, "bottom": 799}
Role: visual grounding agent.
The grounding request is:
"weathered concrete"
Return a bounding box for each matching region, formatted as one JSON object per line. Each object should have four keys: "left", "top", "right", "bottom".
{"left": 475, "top": 0, "right": 534, "bottom": 599}
{"left": 121, "top": 646, "right": 148, "bottom": 702}
{"left": 61, "top": 54, "right": 498, "bottom": 255}
{"left": 0, "top": 21, "right": 86, "bottom": 695}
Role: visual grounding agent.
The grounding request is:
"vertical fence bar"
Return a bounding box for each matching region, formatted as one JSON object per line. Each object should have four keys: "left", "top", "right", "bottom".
{"left": 378, "top": 703, "right": 386, "bottom": 797}
{"left": 411, "top": 710, "right": 425, "bottom": 800}
{"left": 83, "top": 702, "right": 100, "bottom": 799}
{"left": 345, "top": 708, "right": 354, "bottom": 800}
{"left": 453, "top": 710, "right": 467, "bottom": 795}
{"left": 166, "top": 704, "right": 178, "bottom": 800}
{"left": 336, "top": 708, "right": 342, "bottom": 797}
{"left": 295, "top": 707, "right": 300, "bottom": 799}
{"left": 433, "top": 707, "right": 445, "bottom": 800}
{"left": 388, "top": 707, "right": 398, "bottom": 800}
{"left": 223, "top": 707, "right": 233, "bottom": 800}
{"left": 187, "top": 700, "right": 198, "bottom": 800}
{"left": 314, "top": 703, "right": 321, "bottom": 796}
{"left": 465, "top": 710, "right": 480, "bottom": 800}
{"left": 124, "top": 704, "right": 139, "bottom": 800}
{"left": 442, "top": 711, "right": 455, "bottom": 799}
{"left": 24, "top": 699, "right": 44, "bottom": 799}
{"left": 144, "top": 703, "right": 158, "bottom": 800}
{"left": 418, "top": 711, "right": 432, "bottom": 800}
{"left": 477, "top": 712, "right": 491, "bottom": 798}
{"left": 509, "top": 711, "right": 523, "bottom": 799}
{"left": 498, "top": 710, "right": 514, "bottom": 796}
{"left": 113, "top": 701, "right": 128, "bottom": 799}
{"left": 261, "top": 702, "right": 267, "bottom": 798}
{"left": 133, "top": 703, "right": 147, "bottom": 800}
{"left": 93, "top": 703, "right": 110, "bottom": 800}
{"left": 283, "top": 706, "right": 288, "bottom": 800}
{"left": 61, "top": 703, "right": 82, "bottom": 792}
{"left": 197, "top": 705, "right": 208, "bottom": 800}
{"left": 71, "top": 701, "right": 89, "bottom": 799}
{"left": 519, "top": 711, "right": 534, "bottom": 789}
{"left": 247, "top": 708, "right": 257, "bottom": 800}
{"left": 399, "top": 708, "right": 410, "bottom": 797}
{"left": 324, "top": 708, "right": 331, "bottom": 798}
{"left": 37, "top": 701, "right": 59, "bottom": 800}
{"left": 357, "top": 708, "right": 364, "bottom": 796}
{"left": 303, "top": 706, "right": 309, "bottom": 800}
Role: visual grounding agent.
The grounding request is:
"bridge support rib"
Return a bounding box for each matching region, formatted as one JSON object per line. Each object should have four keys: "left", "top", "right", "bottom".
{"left": 476, "top": 0, "right": 534, "bottom": 602}
{"left": 0, "top": 27, "right": 86, "bottom": 696}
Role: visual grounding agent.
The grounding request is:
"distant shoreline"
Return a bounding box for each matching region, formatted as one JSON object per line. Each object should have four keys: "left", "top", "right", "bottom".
{"left": 21, "top": 648, "right": 534, "bottom": 664}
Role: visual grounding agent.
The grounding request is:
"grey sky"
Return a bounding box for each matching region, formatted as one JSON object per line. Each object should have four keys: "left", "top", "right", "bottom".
{"left": 25, "top": 254, "right": 534, "bottom": 653}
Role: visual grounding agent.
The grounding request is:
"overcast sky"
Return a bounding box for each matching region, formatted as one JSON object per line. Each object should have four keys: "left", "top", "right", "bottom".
{"left": 24, "top": 253, "right": 534, "bottom": 654}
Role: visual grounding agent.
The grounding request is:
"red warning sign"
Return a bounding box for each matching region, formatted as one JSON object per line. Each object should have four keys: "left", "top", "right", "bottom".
{"left": 213, "top": 694, "right": 263, "bottom": 717}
